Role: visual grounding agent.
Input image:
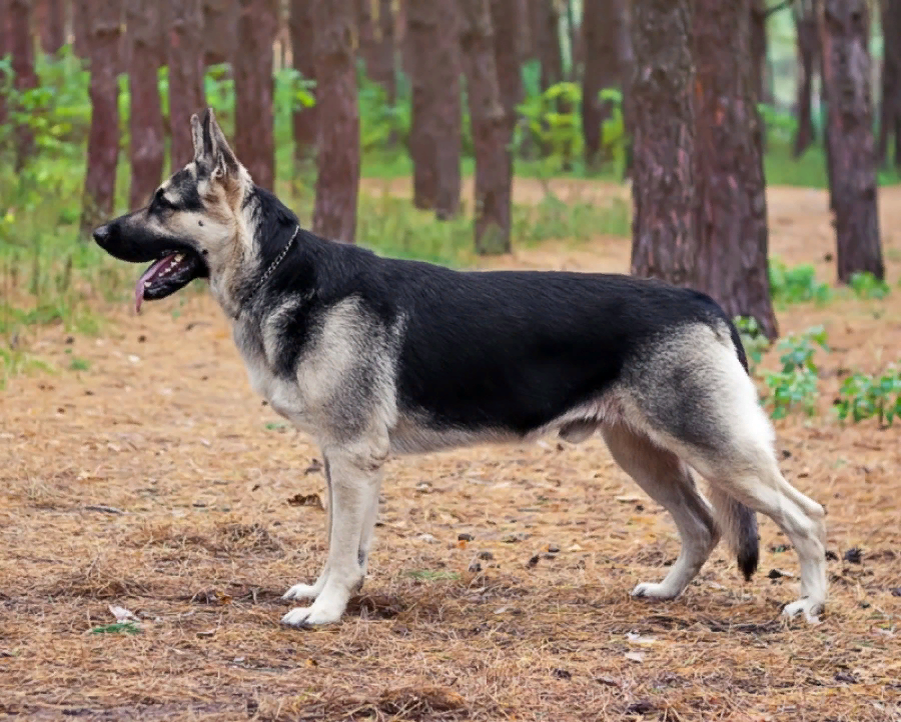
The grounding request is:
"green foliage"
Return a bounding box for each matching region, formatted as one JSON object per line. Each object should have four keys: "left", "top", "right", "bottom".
{"left": 768, "top": 259, "right": 831, "bottom": 305}
{"left": 763, "top": 326, "right": 829, "bottom": 419}
{"left": 848, "top": 271, "right": 890, "bottom": 300}
{"left": 835, "top": 368, "right": 901, "bottom": 426}
{"left": 734, "top": 316, "right": 770, "bottom": 375}
{"left": 757, "top": 104, "right": 798, "bottom": 146}
{"left": 514, "top": 81, "right": 584, "bottom": 176}
{"left": 598, "top": 87, "right": 626, "bottom": 171}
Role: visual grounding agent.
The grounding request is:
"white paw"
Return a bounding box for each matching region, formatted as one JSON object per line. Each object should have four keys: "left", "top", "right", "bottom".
{"left": 281, "top": 602, "right": 344, "bottom": 628}
{"left": 631, "top": 582, "right": 680, "bottom": 600}
{"left": 282, "top": 583, "right": 321, "bottom": 601}
{"left": 782, "top": 597, "right": 824, "bottom": 624}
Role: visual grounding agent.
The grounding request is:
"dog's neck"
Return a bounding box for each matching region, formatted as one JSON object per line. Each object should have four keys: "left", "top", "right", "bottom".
{"left": 211, "top": 186, "right": 304, "bottom": 320}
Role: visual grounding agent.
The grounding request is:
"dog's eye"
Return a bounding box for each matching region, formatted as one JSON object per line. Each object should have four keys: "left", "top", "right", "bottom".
{"left": 152, "top": 191, "right": 176, "bottom": 212}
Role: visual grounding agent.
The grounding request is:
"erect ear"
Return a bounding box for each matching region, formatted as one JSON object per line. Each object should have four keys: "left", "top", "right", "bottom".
{"left": 190, "top": 112, "right": 207, "bottom": 162}
{"left": 202, "top": 108, "right": 241, "bottom": 180}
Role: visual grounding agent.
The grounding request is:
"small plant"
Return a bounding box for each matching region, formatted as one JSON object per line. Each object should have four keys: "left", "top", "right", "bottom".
{"left": 69, "top": 357, "right": 90, "bottom": 371}
{"left": 769, "top": 260, "right": 831, "bottom": 306}
{"left": 91, "top": 622, "right": 141, "bottom": 635}
{"left": 405, "top": 569, "right": 460, "bottom": 582}
{"left": 764, "top": 326, "right": 829, "bottom": 419}
{"left": 848, "top": 271, "right": 890, "bottom": 300}
{"left": 835, "top": 367, "right": 901, "bottom": 426}
{"left": 734, "top": 316, "right": 770, "bottom": 375}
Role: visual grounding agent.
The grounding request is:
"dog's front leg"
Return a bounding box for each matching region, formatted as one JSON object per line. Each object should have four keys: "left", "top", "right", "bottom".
{"left": 281, "top": 444, "right": 385, "bottom": 627}
{"left": 282, "top": 457, "right": 334, "bottom": 602}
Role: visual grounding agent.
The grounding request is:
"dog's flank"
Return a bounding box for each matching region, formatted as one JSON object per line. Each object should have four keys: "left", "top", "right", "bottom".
{"left": 92, "top": 108, "right": 827, "bottom": 629}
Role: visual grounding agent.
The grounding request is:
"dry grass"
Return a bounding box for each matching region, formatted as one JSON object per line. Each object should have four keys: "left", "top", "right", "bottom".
{"left": 1, "top": 184, "right": 900, "bottom": 721}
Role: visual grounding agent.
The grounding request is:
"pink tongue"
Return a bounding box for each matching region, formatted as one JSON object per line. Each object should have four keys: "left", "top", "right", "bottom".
{"left": 135, "top": 254, "right": 176, "bottom": 313}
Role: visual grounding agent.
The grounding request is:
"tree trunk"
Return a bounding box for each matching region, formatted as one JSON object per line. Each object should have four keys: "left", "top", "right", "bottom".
{"left": 407, "top": 0, "right": 461, "bottom": 217}
{"left": 290, "top": 0, "right": 318, "bottom": 161}
{"left": 582, "top": 0, "right": 623, "bottom": 169}
{"left": 373, "top": 0, "right": 397, "bottom": 101}
{"left": 620, "top": 0, "right": 635, "bottom": 179}
{"left": 490, "top": 0, "right": 519, "bottom": 220}
{"left": 565, "top": 0, "right": 578, "bottom": 80}
{"left": 750, "top": 0, "right": 770, "bottom": 104}
{"left": 535, "top": 0, "right": 563, "bottom": 92}
{"left": 312, "top": 0, "right": 360, "bottom": 243}
{"left": 0, "top": 0, "right": 7, "bottom": 135}
{"left": 203, "top": 0, "right": 238, "bottom": 66}
{"left": 10, "top": 0, "right": 37, "bottom": 171}
{"left": 629, "top": 0, "right": 695, "bottom": 285}
{"left": 73, "top": 0, "right": 90, "bottom": 58}
{"left": 356, "top": 0, "right": 378, "bottom": 76}
{"left": 80, "top": 0, "right": 123, "bottom": 238}
{"left": 166, "top": 0, "right": 206, "bottom": 169}
{"left": 126, "top": 0, "right": 164, "bottom": 210}
{"left": 820, "top": 0, "right": 883, "bottom": 282}
{"left": 460, "top": 0, "right": 511, "bottom": 255}
{"left": 38, "top": 0, "right": 66, "bottom": 55}
{"left": 878, "top": 0, "right": 901, "bottom": 167}
{"left": 693, "top": 0, "right": 777, "bottom": 339}
{"left": 234, "top": 0, "right": 277, "bottom": 190}
{"left": 793, "top": 0, "right": 818, "bottom": 158}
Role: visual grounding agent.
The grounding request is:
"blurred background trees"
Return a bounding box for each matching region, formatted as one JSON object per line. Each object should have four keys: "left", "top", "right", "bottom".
{"left": 0, "top": 0, "right": 895, "bottom": 339}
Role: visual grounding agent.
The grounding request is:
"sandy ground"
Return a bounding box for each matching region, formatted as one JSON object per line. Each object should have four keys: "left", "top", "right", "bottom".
{"left": 1, "top": 183, "right": 900, "bottom": 721}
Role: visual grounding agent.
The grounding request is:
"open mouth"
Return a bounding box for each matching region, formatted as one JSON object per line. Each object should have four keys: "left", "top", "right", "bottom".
{"left": 135, "top": 251, "right": 206, "bottom": 313}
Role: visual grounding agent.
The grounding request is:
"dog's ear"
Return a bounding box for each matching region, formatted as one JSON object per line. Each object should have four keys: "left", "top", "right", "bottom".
{"left": 190, "top": 113, "right": 207, "bottom": 162}
{"left": 202, "top": 108, "right": 242, "bottom": 180}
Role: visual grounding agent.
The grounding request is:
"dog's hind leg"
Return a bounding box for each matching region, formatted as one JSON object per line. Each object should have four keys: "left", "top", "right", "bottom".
{"left": 601, "top": 424, "right": 719, "bottom": 600}
{"left": 283, "top": 458, "right": 334, "bottom": 602}
{"left": 282, "top": 440, "right": 386, "bottom": 627}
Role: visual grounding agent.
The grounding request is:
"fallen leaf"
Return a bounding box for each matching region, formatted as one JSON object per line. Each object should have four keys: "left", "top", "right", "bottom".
{"left": 108, "top": 605, "right": 138, "bottom": 623}
{"left": 624, "top": 652, "right": 645, "bottom": 663}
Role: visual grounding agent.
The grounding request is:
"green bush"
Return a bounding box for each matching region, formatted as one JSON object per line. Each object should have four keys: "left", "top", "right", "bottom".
{"left": 764, "top": 326, "right": 829, "bottom": 419}
{"left": 835, "top": 368, "right": 901, "bottom": 426}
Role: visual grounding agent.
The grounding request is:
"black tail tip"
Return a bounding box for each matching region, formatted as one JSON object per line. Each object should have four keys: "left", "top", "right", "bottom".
{"left": 738, "top": 547, "right": 759, "bottom": 581}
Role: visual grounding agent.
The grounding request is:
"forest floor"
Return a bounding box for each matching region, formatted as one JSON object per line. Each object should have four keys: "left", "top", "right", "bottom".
{"left": 1, "top": 182, "right": 900, "bottom": 722}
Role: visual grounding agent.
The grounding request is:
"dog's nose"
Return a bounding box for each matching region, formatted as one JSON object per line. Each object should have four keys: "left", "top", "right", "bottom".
{"left": 92, "top": 224, "right": 110, "bottom": 247}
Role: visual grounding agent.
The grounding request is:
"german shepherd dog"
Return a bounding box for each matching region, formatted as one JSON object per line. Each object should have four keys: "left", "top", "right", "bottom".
{"left": 93, "top": 109, "right": 827, "bottom": 628}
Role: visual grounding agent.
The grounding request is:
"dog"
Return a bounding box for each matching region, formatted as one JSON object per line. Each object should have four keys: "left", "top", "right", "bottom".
{"left": 93, "top": 108, "right": 827, "bottom": 628}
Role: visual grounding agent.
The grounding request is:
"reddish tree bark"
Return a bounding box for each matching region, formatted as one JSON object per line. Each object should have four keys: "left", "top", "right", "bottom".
{"left": 126, "top": 0, "right": 164, "bottom": 210}
{"left": 750, "top": 0, "right": 769, "bottom": 104}
{"left": 203, "top": 0, "right": 238, "bottom": 66}
{"left": 166, "top": 0, "right": 206, "bottom": 169}
{"left": 373, "top": 0, "right": 397, "bottom": 100}
{"left": 693, "top": 0, "right": 777, "bottom": 339}
{"left": 73, "top": 0, "right": 90, "bottom": 58}
{"left": 793, "top": 0, "right": 819, "bottom": 158}
{"left": 234, "top": 0, "right": 277, "bottom": 190}
{"left": 582, "top": 0, "right": 624, "bottom": 168}
{"left": 821, "top": 0, "right": 883, "bottom": 282}
{"left": 461, "top": 0, "right": 511, "bottom": 254}
{"left": 491, "top": 0, "right": 522, "bottom": 129}
{"left": 80, "top": 0, "right": 123, "bottom": 238}
{"left": 407, "top": 0, "right": 461, "bottom": 216}
{"left": 629, "top": 0, "right": 695, "bottom": 285}
{"left": 356, "top": 0, "right": 378, "bottom": 76}
{"left": 878, "top": 0, "right": 901, "bottom": 167}
{"left": 10, "top": 0, "right": 38, "bottom": 171}
{"left": 37, "top": 0, "right": 66, "bottom": 55}
{"left": 534, "top": 0, "right": 563, "bottom": 91}
{"left": 312, "top": 0, "right": 360, "bottom": 243}
{"left": 290, "top": 0, "right": 318, "bottom": 161}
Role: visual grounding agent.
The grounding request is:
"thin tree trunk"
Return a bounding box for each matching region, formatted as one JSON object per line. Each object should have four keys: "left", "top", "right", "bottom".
{"left": 72, "top": 0, "right": 89, "bottom": 58}
{"left": 565, "top": 0, "right": 578, "bottom": 80}
{"left": 820, "top": 0, "right": 883, "bottom": 282}
{"left": 375, "top": 0, "right": 397, "bottom": 101}
{"left": 166, "top": 0, "right": 206, "bottom": 169}
{"left": 491, "top": 0, "right": 520, "bottom": 216}
{"left": 582, "top": 0, "right": 623, "bottom": 169}
{"left": 234, "top": 0, "right": 277, "bottom": 190}
{"left": 203, "top": 0, "right": 238, "bottom": 66}
{"left": 407, "top": 0, "right": 461, "bottom": 217}
{"left": 126, "top": 0, "right": 164, "bottom": 210}
{"left": 39, "top": 0, "right": 66, "bottom": 55}
{"left": 312, "top": 0, "right": 360, "bottom": 243}
{"left": 80, "top": 0, "right": 123, "bottom": 238}
{"left": 793, "top": 0, "right": 818, "bottom": 158}
{"left": 10, "top": 0, "right": 37, "bottom": 171}
{"left": 535, "top": 0, "right": 563, "bottom": 92}
{"left": 629, "top": 0, "right": 695, "bottom": 284}
{"left": 693, "top": 0, "right": 777, "bottom": 339}
{"left": 356, "top": 0, "right": 378, "bottom": 76}
{"left": 290, "top": 0, "right": 318, "bottom": 161}
{"left": 461, "top": 0, "right": 511, "bottom": 254}
{"left": 620, "top": 0, "right": 634, "bottom": 179}
{"left": 878, "top": 0, "right": 901, "bottom": 167}
{"left": 0, "top": 0, "right": 7, "bottom": 135}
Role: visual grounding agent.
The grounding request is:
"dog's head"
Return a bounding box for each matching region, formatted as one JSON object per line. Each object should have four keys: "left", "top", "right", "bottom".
{"left": 93, "top": 108, "right": 254, "bottom": 312}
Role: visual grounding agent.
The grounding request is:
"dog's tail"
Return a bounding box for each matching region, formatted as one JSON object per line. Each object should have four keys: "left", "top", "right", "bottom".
{"left": 713, "top": 316, "right": 760, "bottom": 580}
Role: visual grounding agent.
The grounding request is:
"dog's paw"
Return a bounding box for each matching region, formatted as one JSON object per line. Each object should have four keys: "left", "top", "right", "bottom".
{"left": 282, "top": 583, "right": 321, "bottom": 601}
{"left": 281, "top": 603, "right": 343, "bottom": 628}
{"left": 631, "top": 582, "right": 679, "bottom": 600}
{"left": 782, "top": 597, "right": 824, "bottom": 624}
